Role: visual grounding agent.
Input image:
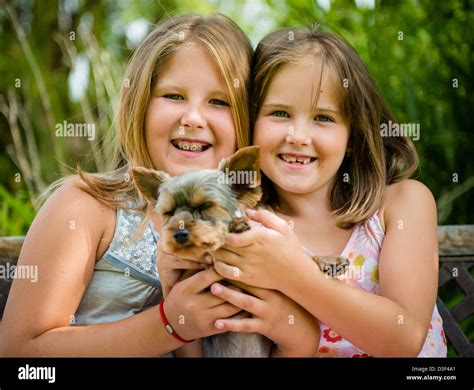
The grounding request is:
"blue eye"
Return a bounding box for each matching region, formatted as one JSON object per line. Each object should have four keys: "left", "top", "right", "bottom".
{"left": 315, "top": 114, "right": 334, "bottom": 122}
{"left": 210, "top": 99, "right": 230, "bottom": 107}
{"left": 271, "top": 110, "right": 290, "bottom": 118}
{"left": 164, "top": 94, "right": 184, "bottom": 100}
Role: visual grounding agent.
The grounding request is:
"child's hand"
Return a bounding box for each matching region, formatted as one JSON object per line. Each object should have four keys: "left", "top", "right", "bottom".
{"left": 157, "top": 242, "right": 211, "bottom": 297}
{"left": 164, "top": 267, "right": 240, "bottom": 341}
{"left": 210, "top": 281, "right": 320, "bottom": 357}
{"left": 212, "top": 209, "right": 311, "bottom": 290}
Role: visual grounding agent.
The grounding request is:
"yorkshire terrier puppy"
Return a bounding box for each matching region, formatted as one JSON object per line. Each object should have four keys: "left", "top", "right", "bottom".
{"left": 133, "top": 146, "right": 262, "bottom": 260}
{"left": 133, "top": 146, "right": 273, "bottom": 357}
{"left": 132, "top": 146, "right": 348, "bottom": 357}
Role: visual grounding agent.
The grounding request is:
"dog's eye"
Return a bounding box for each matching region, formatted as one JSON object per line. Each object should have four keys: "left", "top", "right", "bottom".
{"left": 197, "top": 202, "right": 213, "bottom": 212}
{"left": 164, "top": 210, "right": 175, "bottom": 217}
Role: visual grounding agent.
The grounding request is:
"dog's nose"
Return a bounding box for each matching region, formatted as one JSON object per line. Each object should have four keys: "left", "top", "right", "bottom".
{"left": 173, "top": 229, "right": 189, "bottom": 244}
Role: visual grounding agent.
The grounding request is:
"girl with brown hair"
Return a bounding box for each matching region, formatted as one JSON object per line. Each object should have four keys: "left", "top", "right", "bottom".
{"left": 210, "top": 26, "right": 447, "bottom": 357}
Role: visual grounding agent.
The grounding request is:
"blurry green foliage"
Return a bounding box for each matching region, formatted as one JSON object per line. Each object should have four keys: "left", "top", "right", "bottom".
{"left": 0, "top": 0, "right": 472, "bottom": 235}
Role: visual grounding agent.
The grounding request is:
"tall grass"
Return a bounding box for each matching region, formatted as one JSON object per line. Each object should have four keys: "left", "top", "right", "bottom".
{"left": 0, "top": 3, "right": 121, "bottom": 235}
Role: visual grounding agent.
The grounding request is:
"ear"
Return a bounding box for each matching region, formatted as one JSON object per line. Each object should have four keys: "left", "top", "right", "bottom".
{"left": 218, "top": 146, "right": 262, "bottom": 207}
{"left": 132, "top": 167, "right": 169, "bottom": 203}
{"left": 218, "top": 146, "right": 261, "bottom": 188}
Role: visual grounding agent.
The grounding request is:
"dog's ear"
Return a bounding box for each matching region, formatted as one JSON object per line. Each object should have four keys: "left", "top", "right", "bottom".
{"left": 132, "top": 167, "right": 169, "bottom": 203}
{"left": 218, "top": 146, "right": 262, "bottom": 207}
{"left": 218, "top": 146, "right": 261, "bottom": 187}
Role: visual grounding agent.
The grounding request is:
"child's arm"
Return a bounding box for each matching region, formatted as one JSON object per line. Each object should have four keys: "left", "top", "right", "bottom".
{"left": 0, "top": 180, "right": 230, "bottom": 356}
{"left": 278, "top": 180, "right": 438, "bottom": 356}
{"left": 174, "top": 340, "right": 204, "bottom": 357}
{"left": 213, "top": 180, "right": 438, "bottom": 357}
{"left": 156, "top": 248, "right": 209, "bottom": 357}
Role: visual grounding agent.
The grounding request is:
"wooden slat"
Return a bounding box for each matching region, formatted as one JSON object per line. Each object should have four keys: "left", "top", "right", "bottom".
{"left": 437, "top": 259, "right": 474, "bottom": 357}
{"left": 0, "top": 236, "right": 24, "bottom": 265}
{"left": 438, "top": 225, "right": 474, "bottom": 256}
{"left": 437, "top": 297, "right": 474, "bottom": 357}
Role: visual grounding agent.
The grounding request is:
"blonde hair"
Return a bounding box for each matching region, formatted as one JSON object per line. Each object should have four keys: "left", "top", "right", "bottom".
{"left": 45, "top": 14, "right": 253, "bottom": 210}
{"left": 251, "top": 26, "right": 418, "bottom": 229}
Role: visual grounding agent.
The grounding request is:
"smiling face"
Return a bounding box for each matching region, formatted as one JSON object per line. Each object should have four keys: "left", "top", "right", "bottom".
{"left": 145, "top": 44, "right": 237, "bottom": 176}
{"left": 254, "top": 61, "right": 350, "bottom": 197}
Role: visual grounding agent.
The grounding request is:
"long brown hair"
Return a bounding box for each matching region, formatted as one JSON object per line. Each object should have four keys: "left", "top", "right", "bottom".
{"left": 44, "top": 14, "right": 253, "bottom": 210}
{"left": 251, "top": 26, "right": 418, "bottom": 229}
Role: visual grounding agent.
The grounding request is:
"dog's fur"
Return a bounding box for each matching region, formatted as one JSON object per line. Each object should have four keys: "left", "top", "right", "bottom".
{"left": 133, "top": 146, "right": 273, "bottom": 356}
{"left": 132, "top": 146, "right": 348, "bottom": 357}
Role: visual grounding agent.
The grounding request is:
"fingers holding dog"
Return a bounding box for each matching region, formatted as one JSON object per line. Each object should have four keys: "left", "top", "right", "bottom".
{"left": 214, "top": 317, "right": 264, "bottom": 334}
{"left": 213, "top": 260, "right": 243, "bottom": 282}
{"left": 210, "top": 283, "right": 265, "bottom": 317}
{"left": 163, "top": 269, "right": 239, "bottom": 340}
{"left": 209, "top": 302, "right": 242, "bottom": 321}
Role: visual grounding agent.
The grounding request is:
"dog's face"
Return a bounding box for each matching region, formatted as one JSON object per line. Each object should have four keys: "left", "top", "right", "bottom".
{"left": 132, "top": 146, "right": 261, "bottom": 260}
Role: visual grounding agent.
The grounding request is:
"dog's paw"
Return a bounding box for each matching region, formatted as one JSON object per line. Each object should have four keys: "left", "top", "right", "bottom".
{"left": 229, "top": 217, "right": 250, "bottom": 233}
{"left": 313, "top": 255, "right": 349, "bottom": 278}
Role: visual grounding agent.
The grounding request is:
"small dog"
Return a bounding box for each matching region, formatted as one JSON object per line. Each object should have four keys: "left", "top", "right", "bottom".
{"left": 132, "top": 146, "right": 348, "bottom": 357}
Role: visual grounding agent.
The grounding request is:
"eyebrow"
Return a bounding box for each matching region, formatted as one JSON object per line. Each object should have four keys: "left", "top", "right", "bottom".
{"left": 207, "top": 90, "right": 230, "bottom": 99}
{"left": 262, "top": 103, "right": 292, "bottom": 109}
{"left": 155, "top": 84, "right": 229, "bottom": 97}
{"left": 262, "top": 103, "right": 341, "bottom": 116}
{"left": 316, "top": 108, "right": 341, "bottom": 116}
{"left": 154, "top": 83, "right": 185, "bottom": 92}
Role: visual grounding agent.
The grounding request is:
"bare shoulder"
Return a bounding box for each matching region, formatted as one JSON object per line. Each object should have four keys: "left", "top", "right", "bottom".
{"left": 379, "top": 180, "right": 436, "bottom": 232}
{"left": 46, "top": 177, "right": 113, "bottom": 216}
{"left": 24, "top": 177, "right": 117, "bottom": 264}
{"left": 1, "top": 177, "right": 117, "bottom": 342}
{"left": 41, "top": 177, "right": 116, "bottom": 258}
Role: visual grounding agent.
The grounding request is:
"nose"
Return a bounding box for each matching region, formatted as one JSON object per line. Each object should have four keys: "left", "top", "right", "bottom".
{"left": 285, "top": 123, "right": 311, "bottom": 146}
{"left": 173, "top": 229, "right": 189, "bottom": 244}
{"left": 181, "top": 104, "right": 207, "bottom": 130}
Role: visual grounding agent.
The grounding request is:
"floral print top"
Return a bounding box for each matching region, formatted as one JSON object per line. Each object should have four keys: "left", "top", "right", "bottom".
{"left": 303, "top": 211, "right": 447, "bottom": 357}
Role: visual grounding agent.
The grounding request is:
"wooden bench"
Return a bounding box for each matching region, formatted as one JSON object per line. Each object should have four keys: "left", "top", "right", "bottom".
{"left": 1, "top": 226, "right": 473, "bottom": 356}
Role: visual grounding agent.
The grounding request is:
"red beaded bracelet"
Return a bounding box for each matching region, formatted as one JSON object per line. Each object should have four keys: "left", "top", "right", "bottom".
{"left": 158, "top": 299, "right": 195, "bottom": 344}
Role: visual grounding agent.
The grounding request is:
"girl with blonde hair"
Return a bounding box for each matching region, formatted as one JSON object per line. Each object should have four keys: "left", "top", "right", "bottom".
{"left": 0, "top": 13, "right": 281, "bottom": 357}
